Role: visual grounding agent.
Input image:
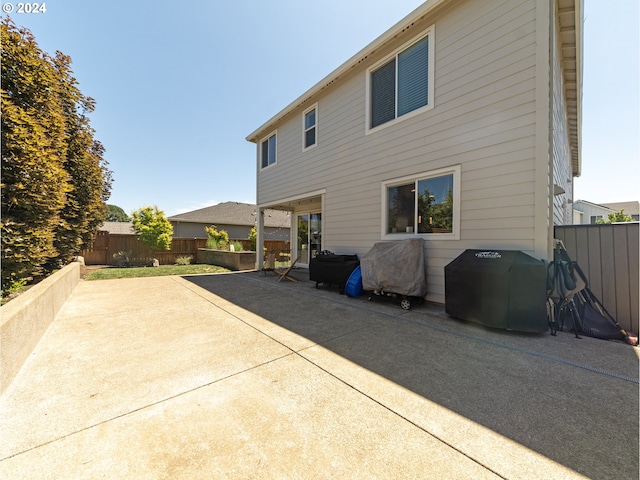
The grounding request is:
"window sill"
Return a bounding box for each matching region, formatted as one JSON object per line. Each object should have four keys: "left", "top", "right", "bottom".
{"left": 302, "top": 144, "right": 317, "bottom": 153}
{"left": 382, "top": 232, "right": 459, "bottom": 241}
{"left": 366, "top": 103, "right": 434, "bottom": 136}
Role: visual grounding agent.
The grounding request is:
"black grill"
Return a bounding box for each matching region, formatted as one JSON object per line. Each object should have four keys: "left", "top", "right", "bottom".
{"left": 444, "top": 249, "right": 547, "bottom": 332}
{"left": 309, "top": 254, "right": 359, "bottom": 292}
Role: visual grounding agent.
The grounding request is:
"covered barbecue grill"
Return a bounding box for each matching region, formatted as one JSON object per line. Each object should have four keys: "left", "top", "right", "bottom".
{"left": 444, "top": 249, "right": 547, "bottom": 332}
{"left": 361, "top": 238, "right": 427, "bottom": 310}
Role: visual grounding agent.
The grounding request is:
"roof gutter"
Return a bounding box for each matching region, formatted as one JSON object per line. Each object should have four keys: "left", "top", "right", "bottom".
{"left": 246, "top": 0, "right": 447, "bottom": 143}
{"left": 574, "top": 0, "right": 583, "bottom": 177}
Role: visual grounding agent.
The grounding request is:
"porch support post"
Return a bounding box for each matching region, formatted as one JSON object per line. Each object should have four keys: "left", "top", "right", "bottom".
{"left": 256, "top": 206, "right": 265, "bottom": 270}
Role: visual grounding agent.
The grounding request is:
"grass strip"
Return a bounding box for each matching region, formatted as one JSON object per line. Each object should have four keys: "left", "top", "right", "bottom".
{"left": 87, "top": 264, "right": 231, "bottom": 280}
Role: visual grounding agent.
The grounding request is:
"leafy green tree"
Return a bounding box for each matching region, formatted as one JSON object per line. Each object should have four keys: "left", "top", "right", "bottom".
{"left": 131, "top": 206, "right": 173, "bottom": 259}
{"left": 106, "top": 205, "right": 130, "bottom": 222}
{"left": 596, "top": 210, "right": 634, "bottom": 224}
{"left": 1, "top": 18, "right": 112, "bottom": 290}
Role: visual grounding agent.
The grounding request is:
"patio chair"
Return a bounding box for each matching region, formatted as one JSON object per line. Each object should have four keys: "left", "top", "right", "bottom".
{"left": 276, "top": 257, "right": 299, "bottom": 283}
{"left": 259, "top": 250, "right": 277, "bottom": 276}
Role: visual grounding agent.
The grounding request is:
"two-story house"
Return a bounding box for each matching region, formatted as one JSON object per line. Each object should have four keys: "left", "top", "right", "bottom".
{"left": 247, "top": 0, "right": 582, "bottom": 304}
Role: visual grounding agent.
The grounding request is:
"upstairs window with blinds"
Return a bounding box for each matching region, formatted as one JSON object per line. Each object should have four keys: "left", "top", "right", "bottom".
{"left": 260, "top": 132, "right": 277, "bottom": 169}
{"left": 369, "top": 28, "right": 433, "bottom": 131}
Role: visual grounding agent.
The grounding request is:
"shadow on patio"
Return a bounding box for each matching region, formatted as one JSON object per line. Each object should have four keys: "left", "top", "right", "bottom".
{"left": 185, "top": 270, "right": 639, "bottom": 480}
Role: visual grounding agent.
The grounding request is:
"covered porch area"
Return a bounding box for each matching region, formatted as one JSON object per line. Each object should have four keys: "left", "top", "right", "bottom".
{"left": 256, "top": 190, "right": 325, "bottom": 270}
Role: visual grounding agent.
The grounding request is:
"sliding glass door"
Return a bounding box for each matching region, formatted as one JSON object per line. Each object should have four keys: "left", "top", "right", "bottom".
{"left": 297, "top": 212, "right": 321, "bottom": 266}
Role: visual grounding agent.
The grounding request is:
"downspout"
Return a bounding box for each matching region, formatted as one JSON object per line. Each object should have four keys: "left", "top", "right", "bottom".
{"left": 533, "top": 0, "right": 553, "bottom": 260}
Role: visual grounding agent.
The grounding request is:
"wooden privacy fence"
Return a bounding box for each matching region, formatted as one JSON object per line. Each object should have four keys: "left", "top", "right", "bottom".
{"left": 80, "top": 233, "right": 290, "bottom": 267}
{"left": 555, "top": 223, "right": 639, "bottom": 333}
{"left": 80, "top": 233, "right": 207, "bottom": 265}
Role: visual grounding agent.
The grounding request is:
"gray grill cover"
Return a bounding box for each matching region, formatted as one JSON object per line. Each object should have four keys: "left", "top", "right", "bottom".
{"left": 361, "top": 238, "right": 427, "bottom": 297}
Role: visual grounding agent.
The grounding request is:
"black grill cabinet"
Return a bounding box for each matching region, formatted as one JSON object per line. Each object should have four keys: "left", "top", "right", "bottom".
{"left": 444, "top": 249, "right": 547, "bottom": 332}
{"left": 309, "top": 254, "right": 359, "bottom": 292}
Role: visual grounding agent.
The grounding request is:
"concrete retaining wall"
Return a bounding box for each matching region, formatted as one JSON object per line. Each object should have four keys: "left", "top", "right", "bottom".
{"left": 197, "top": 249, "right": 256, "bottom": 271}
{"left": 1, "top": 262, "right": 81, "bottom": 395}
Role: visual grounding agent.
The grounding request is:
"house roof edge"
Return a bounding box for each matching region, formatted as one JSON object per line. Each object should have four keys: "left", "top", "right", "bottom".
{"left": 245, "top": 0, "right": 446, "bottom": 143}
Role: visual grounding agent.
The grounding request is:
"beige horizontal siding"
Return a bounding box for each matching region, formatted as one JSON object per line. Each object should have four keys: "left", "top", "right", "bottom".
{"left": 257, "top": 0, "right": 544, "bottom": 304}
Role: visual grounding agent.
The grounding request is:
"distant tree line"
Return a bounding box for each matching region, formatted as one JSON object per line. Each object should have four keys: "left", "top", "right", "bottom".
{"left": 106, "top": 204, "right": 130, "bottom": 222}
{"left": 1, "top": 18, "right": 113, "bottom": 292}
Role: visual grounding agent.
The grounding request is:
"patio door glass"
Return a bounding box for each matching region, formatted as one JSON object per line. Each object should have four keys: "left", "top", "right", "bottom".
{"left": 297, "top": 212, "right": 321, "bottom": 266}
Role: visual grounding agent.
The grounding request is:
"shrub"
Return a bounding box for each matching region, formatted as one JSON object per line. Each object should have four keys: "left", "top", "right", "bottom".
{"left": 113, "top": 250, "right": 132, "bottom": 267}
{"left": 204, "top": 225, "right": 229, "bottom": 250}
{"left": 1, "top": 276, "right": 28, "bottom": 304}
{"left": 176, "top": 255, "right": 192, "bottom": 265}
{"left": 248, "top": 226, "right": 257, "bottom": 251}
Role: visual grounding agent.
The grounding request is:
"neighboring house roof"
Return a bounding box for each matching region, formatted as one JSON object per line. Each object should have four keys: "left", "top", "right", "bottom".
{"left": 574, "top": 200, "right": 640, "bottom": 215}
{"left": 245, "top": 0, "right": 582, "bottom": 176}
{"left": 167, "top": 202, "right": 290, "bottom": 229}
{"left": 601, "top": 201, "right": 640, "bottom": 216}
{"left": 573, "top": 200, "right": 616, "bottom": 212}
{"left": 98, "top": 221, "right": 135, "bottom": 235}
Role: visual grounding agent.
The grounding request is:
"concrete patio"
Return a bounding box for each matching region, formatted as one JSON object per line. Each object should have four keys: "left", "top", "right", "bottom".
{"left": 1, "top": 270, "right": 638, "bottom": 479}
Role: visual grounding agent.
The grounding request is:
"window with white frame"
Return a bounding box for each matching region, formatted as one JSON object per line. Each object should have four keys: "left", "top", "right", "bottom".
{"left": 260, "top": 132, "right": 277, "bottom": 168}
{"left": 383, "top": 166, "right": 459, "bottom": 238}
{"left": 303, "top": 105, "right": 317, "bottom": 150}
{"left": 368, "top": 27, "right": 434, "bottom": 131}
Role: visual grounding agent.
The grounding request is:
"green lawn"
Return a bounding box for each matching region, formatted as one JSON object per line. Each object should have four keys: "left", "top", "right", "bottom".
{"left": 86, "top": 264, "right": 231, "bottom": 280}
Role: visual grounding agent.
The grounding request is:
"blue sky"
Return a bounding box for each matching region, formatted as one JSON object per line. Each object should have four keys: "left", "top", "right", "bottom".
{"left": 4, "top": 0, "right": 639, "bottom": 216}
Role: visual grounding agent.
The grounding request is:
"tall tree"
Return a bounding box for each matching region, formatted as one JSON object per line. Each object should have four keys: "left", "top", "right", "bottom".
{"left": 1, "top": 19, "right": 69, "bottom": 287}
{"left": 106, "top": 205, "right": 130, "bottom": 222}
{"left": 1, "top": 18, "right": 112, "bottom": 290}
{"left": 46, "top": 51, "right": 113, "bottom": 270}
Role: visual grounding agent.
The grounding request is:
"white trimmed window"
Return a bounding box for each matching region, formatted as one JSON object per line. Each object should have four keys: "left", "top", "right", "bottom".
{"left": 303, "top": 104, "right": 317, "bottom": 150}
{"left": 367, "top": 27, "right": 434, "bottom": 132}
{"left": 382, "top": 166, "right": 460, "bottom": 239}
{"left": 260, "top": 132, "right": 277, "bottom": 169}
